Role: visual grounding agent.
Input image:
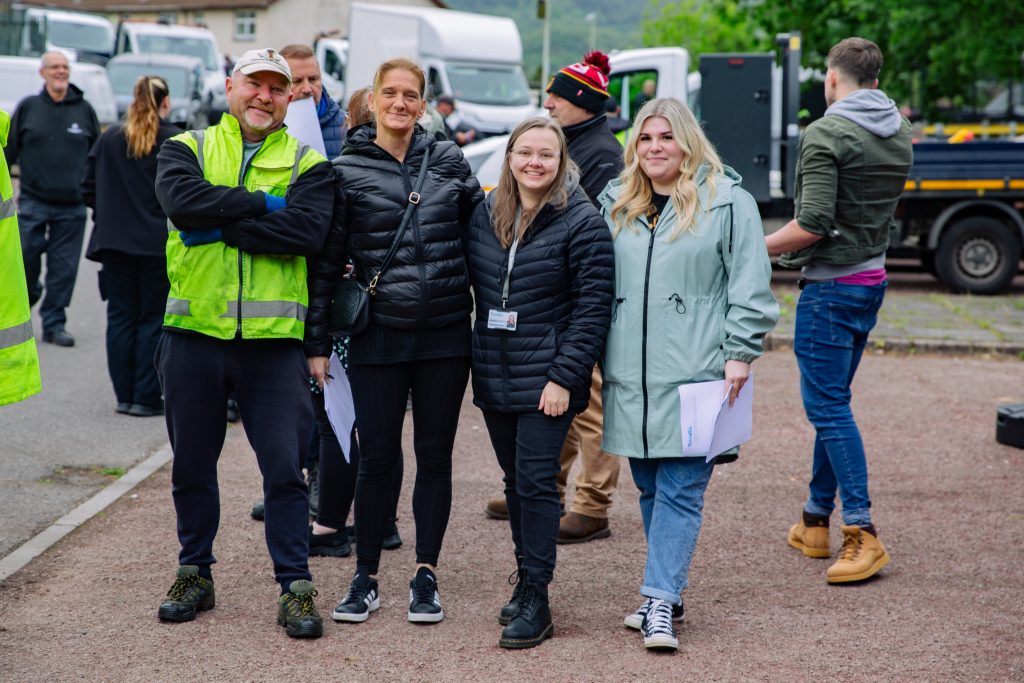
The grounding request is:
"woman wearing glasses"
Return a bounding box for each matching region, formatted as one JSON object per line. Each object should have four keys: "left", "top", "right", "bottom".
{"left": 465, "top": 116, "right": 614, "bottom": 649}
{"left": 82, "top": 75, "right": 177, "bottom": 417}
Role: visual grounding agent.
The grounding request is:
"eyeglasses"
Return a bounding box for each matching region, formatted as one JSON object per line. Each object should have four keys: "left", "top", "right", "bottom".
{"left": 509, "top": 148, "right": 560, "bottom": 165}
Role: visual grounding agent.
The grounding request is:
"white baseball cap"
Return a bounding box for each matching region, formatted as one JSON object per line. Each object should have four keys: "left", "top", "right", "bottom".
{"left": 232, "top": 48, "right": 292, "bottom": 83}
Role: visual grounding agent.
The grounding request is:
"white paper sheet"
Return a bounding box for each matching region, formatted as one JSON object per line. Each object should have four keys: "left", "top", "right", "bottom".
{"left": 323, "top": 352, "right": 355, "bottom": 462}
{"left": 283, "top": 96, "right": 326, "bottom": 157}
{"left": 677, "top": 374, "right": 754, "bottom": 461}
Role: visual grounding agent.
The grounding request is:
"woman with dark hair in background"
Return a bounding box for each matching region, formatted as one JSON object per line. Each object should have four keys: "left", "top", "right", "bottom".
{"left": 465, "top": 116, "right": 613, "bottom": 648}
{"left": 82, "top": 75, "right": 177, "bottom": 417}
{"left": 306, "top": 58, "right": 482, "bottom": 625}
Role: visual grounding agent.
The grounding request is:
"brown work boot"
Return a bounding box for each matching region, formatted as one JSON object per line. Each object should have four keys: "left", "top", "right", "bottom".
{"left": 557, "top": 512, "right": 610, "bottom": 544}
{"left": 787, "top": 511, "right": 831, "bottom": 558}
{"left": 826, "top": 525, "right": 891, "bottom": 584}
{"left": 485, "top": 496, "right": 508, "bottom": 520}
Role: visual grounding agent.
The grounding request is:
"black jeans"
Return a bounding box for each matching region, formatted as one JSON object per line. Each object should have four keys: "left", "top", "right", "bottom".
{"left": 349, "top": 356, "right": 469, "bottom": 574}
{"left": 99, "top": 252, "right": 168, "bottom": 407}
{"left": 156, "top": 332, "right": 313, "bottom": 589}
{"left": 312, "top": 391, "right": 402, "bottom": 530}
{"left": 482, "top": 409, "right": 577, "bottom": 587}
{"left": 18, "top": 195, "right": 87, "bottom": 332}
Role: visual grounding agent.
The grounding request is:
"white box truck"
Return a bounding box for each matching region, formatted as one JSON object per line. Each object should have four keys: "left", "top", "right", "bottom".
{"left": 345, "top": 3, "right": 534, "bottom": 137}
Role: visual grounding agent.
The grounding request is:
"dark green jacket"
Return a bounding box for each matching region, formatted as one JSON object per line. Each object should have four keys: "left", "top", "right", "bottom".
{"left": 780, "top": 112, "right": 912, "bottom": 268}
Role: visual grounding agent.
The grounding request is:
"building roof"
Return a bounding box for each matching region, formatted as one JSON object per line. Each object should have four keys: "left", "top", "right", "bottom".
{"left": 18, "top": 0, "right": 447, "bottom": 12}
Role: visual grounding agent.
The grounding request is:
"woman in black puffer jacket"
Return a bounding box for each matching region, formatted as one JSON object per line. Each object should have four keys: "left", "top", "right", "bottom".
{"left": 465, "top": 117, "right": 614, "bottom": 649}
{"left": 306, "top": 58, "right": 482, "bottom": 624}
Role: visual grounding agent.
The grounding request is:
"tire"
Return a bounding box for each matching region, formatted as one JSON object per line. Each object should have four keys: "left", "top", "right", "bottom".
{"left": 935, "top": 216, "right": 1022, "bottom": 295}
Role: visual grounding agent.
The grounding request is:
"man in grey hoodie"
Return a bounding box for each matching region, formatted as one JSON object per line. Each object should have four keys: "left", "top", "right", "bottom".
{"left": 766, "top": 37, "right": 912, "bottom": 584}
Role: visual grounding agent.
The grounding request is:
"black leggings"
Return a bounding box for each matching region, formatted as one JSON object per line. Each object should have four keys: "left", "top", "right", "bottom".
{"left": 349, "top": 356, "right": 469, "bottom": 573}
{"left": 312, "top": 391, "right": 402, "bottom": 530}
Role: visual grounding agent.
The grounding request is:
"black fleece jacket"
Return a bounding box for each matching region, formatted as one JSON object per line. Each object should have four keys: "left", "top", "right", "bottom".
{"left": 562, "top": 113, "right": 623, "bottom": 207}
{"left": 5, "top": 85, "right": 99, "bottom": 204}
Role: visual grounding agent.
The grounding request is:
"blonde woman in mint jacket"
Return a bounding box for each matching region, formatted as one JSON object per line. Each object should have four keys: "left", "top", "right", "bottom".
{"left": 597, "top": 98, "right": 778, "bottom": 652}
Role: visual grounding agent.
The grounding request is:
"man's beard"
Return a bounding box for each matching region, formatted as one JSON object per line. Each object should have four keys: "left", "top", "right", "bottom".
{"left": 243, "top": 109, "right": 274, "bottom": 131}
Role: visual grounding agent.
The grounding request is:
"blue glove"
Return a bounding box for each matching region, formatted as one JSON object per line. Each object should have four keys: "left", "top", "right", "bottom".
{"left": 180, "top": 228, "right": 222, "bottom": 247}
{"left": 265, "top": 193, "right": 286, "bottom": 212}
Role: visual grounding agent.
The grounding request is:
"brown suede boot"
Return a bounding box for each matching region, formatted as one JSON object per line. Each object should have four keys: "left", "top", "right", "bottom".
{"left": 826, "top": 525, "right": 891, "bottom": 584}
{"left": 484, "top": 496, "right": 508, "bottom": 520}
{"left": 557, "top": 512, "right": 610, "bottom": 544}
{"left": 787, "top": 511, "right": 831, "bottom": 558}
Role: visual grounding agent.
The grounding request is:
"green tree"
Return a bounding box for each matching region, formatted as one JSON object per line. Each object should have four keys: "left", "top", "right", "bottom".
{"left": 642, "top": 0, "right": 767, "bottom": 62}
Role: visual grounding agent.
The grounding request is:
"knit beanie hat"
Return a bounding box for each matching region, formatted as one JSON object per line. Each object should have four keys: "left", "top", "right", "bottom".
{"left": 546, "top": 51, "right": 611, "bottom": 115}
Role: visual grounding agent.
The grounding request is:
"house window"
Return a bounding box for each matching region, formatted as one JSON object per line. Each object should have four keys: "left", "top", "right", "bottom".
{"left": 192, "top": 11, "right": 205, "bottom": 27}
{"left": 234, "top": 11, "right": 256, "bottom": 41}
{"left": 157, "top": 11, "right": 178, "bottom": 24}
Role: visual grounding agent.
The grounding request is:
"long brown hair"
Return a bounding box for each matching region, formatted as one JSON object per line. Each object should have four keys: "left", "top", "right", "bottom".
{"left": 124, "top": 75, "right": 169, "bottom": 159}
{"left": 609, "top": 98, "right": 723, "bottom": 242}
{"left": 491, "top": 117, "right": 574, "bottom": 249}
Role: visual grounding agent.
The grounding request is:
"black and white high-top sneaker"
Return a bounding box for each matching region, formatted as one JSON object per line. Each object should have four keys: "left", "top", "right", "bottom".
{"left": 332, "top": 568, "right": 380, "bottom": 623}
{"left": 624, "top": 596, "right": 684, "bottom": 630}
{"left": 641, "top": 599, "right": 679, "bottom": 651}
{"left": 408, "top": 566, "right": 444, "bottom": 623}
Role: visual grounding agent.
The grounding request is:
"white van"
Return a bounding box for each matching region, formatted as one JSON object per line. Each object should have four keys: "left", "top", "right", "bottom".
{"left": 115, "top": 22, "right": 227, "bottom": 119}
{"left": 17, "top": 6, "right": 114, "bottom": 65}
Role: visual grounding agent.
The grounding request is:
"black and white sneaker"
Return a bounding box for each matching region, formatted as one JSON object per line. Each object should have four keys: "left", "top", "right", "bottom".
{"left": 332, "top": 569, "right": 380, "bottom": 623}
{"left": 407, "top": 566, "right": 444, "bottom": 623}
{"left": 641, "top": 599, "right": 679, "bottom": 651}
{"left": 624, "top": 597, "right": 684, "bottom": 630}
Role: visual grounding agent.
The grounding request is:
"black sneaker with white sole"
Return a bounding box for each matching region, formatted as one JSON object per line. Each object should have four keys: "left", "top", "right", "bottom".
{"left": 641, "top": 599, "right": 679, "bottom": 651}
{"left": 407, "top": 566, "right": 444, "bottom": 623}
{"left": 332, "top": 568, "right": 380, "bottom": 623}
{"left": 624, "top": 596, "right": 684, "bottom": 630}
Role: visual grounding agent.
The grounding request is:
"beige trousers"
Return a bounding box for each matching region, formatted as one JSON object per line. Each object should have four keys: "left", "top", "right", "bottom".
{"left": 557, "top": 366, "right": 621, "bottom": 518}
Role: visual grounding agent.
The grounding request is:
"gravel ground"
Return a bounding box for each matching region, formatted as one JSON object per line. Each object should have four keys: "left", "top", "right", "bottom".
{"left": 1, "top": 350, "right": 1022, "bottom": 682}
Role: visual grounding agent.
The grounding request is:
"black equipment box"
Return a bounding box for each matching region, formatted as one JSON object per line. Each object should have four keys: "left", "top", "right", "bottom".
{"left": 996, "top": 404, "right": 1024, "bottom": 448}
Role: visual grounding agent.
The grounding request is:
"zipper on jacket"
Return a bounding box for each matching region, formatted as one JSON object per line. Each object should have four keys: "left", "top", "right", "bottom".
{"left": 640, "top": 226, "right": 658, "bottom": 458}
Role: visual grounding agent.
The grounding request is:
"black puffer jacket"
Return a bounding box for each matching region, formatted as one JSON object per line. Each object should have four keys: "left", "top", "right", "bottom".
{"left": 562, "top": 113, "right": 623, "bottom": 206}
{"left": 305, "top": 125, "right": 483, "bottom": 355}
{"left": 466, "top": 172, "right": 614, "bottom": 413}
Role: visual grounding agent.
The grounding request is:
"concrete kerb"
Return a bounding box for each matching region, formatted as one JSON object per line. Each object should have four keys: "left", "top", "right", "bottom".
{"left": 0, "top": 443, "right": 173, "bottom": 582}
{"left": 765, "top": 332, "right": 1024, "bottom": 357}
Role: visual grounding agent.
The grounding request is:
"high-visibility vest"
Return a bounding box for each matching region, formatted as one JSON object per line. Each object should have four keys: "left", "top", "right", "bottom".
{"left": 164, "top": 115, "right": 325, "bottom": 340}
{"left": 0, "top": 109, "right": 42, "bottom": 407}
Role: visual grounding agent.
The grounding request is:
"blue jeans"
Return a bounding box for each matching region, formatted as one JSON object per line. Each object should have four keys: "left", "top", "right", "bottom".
{"left": 18, "top": 194, "right": 87, "bottom": 332}
{"left": 794, "top": 280, "right": 886, "bottom": 527}
{"left": 629, "top": 457, "right": 714, "bottom": 605}
{"left": 482, "top": 409, "right": 577, "bottom": 587}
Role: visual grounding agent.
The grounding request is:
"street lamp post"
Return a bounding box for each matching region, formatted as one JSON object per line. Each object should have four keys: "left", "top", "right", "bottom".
{"left": 585, "top": 12, "right": 596, "bottom": 52}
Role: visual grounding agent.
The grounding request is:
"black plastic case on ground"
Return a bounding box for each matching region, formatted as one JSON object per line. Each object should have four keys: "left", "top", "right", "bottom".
{"left": 996, "top": 404, "right": 1024, "bottom": 448}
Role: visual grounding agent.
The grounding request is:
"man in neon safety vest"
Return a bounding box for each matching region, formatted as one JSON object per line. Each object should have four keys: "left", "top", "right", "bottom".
{"left": 0, "top": 109, "right": 42, "bottom": 407}
{"left": 153, "top": 48, "right": 334, "bottom": 638}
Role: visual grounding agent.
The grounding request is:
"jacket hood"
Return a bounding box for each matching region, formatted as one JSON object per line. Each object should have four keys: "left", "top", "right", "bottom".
{"left": 598, "top": 163, "right": 742, "bottom": 212}
{"left": 825, "top": 88, "right": 903, "bottom": 138}
{"left": 317, "top": 91, "right": 341, "bottom": 124}
{"left": 40, "top": 83, "right": 85, "bottom": 105}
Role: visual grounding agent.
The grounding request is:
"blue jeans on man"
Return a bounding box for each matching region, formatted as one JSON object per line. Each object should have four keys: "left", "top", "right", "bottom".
{"left": 18, "top": 194, "right": 87, "bottom": 333}
{"left": 794, "top": 280, "right": 887, "bottom": 528}
{"left": 629, "top": 457, "right": 714, "bottom": 604}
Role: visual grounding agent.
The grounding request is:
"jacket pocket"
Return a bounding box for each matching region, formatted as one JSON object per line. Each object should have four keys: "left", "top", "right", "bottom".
{"left": 658, "top": 295, "right": 725, "bottom": 385}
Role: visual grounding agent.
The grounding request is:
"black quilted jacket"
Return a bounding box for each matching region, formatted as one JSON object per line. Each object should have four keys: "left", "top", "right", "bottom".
{"left": 305, "top": 125, "right": 483, "bottom": 356}
{"left": 465, "top": 173, "right": 614, "bottom": 413}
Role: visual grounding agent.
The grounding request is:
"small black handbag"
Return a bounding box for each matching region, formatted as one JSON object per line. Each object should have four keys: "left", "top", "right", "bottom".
{"left": 327, "top": 146, "right": 431, "bottom": 336}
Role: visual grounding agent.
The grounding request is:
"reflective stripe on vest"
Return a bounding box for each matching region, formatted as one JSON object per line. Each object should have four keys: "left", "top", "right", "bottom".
{"left": 166, "top": 298, "right": 190, "bottom": 316}
{"left": 165, "top": 298, "right": 306, "bottom": 321}
{"left": 0, "top": 197, "right": 15, "bottom": 220}
{"left": 0, "top": 320, "right": 33, "bottom": 350}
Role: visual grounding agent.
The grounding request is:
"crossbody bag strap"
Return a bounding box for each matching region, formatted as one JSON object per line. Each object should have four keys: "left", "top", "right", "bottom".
{"left": 366, "top": 146, "right": 431, "bottom": 294}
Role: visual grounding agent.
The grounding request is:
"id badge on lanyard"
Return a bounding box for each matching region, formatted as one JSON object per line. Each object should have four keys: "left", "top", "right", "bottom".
{"left": 487, "top": 235, "right": 519, "bottom": 332}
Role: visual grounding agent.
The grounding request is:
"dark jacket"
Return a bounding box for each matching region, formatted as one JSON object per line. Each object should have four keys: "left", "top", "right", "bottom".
{"left": 562, "top": 113, "right": 623, "bottom": 206}
{"left": 82, "top": 121, "right": 179, "bottom": 260}
{"left": 318, "top": 92, "right": 345, "bottom": 160}
{"left": 465, "top": 173, "right": 614, "bottom": 413}
{"left": 305, "top": 125, "right": 483, "bottom": 356}
{"left": 5, "top": 85, "right": 99, "bottom": 204}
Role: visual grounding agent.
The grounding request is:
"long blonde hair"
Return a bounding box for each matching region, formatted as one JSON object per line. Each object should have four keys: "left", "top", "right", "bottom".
{"left": 124, "top": 75, "right": 169, "bottom": 159}
{"left": 491, "top": 117, "right": 573, "bottom": 248}
{"left": 609, "top": 98, "right": 723, "bottom": 242}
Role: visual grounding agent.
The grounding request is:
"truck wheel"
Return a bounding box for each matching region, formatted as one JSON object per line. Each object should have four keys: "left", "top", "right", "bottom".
{"left": 935, "top": 216, "right": 1022, "bottom": 295}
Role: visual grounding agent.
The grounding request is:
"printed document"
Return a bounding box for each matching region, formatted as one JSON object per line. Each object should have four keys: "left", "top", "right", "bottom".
{"left": 283, "top": 96, "right": 326, "bottom": 157}
{"left": 677, "top": 374, "right": 754, "bottom": 461}
{"left": 323, "top": 352, "right": 356, "bottom": 462}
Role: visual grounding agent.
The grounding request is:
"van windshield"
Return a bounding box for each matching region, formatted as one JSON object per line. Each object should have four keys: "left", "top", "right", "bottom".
{"left": 136, "top": 34, "right": 217, "bottom": 72}
{"left": 48, "top": 20, "right": 113, "bottom": 55}
{"left": 446, "top": 64, "right": 530, "bottom": 106}
{"left": 108, "top": 63, "right": 190, "bottom": 98}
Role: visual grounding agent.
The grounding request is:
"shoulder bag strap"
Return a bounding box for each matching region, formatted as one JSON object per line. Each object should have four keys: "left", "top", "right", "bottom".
{"left": 366, "top": 146, "right": 431, "bottom": 294}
